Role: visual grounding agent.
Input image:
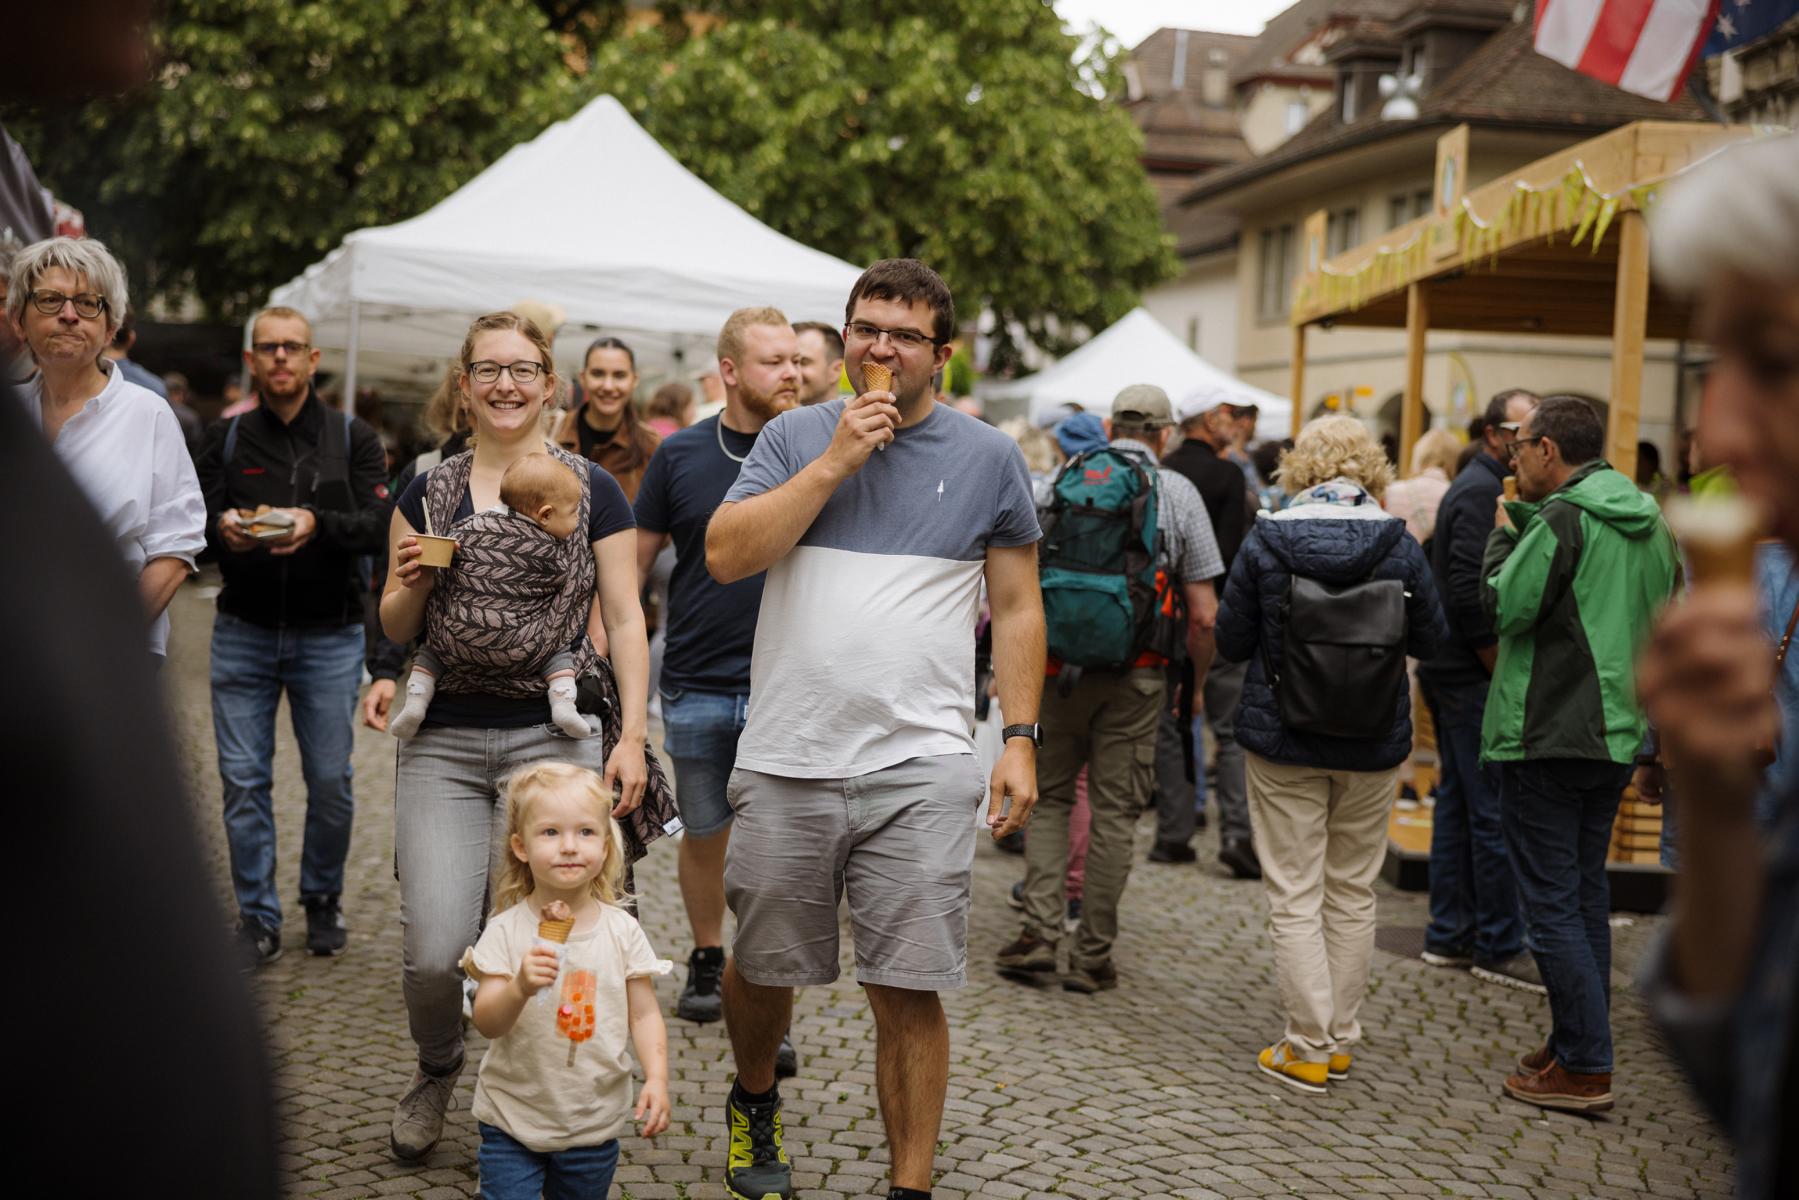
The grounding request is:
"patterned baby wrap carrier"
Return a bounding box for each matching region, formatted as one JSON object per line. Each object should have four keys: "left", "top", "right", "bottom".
{"left": 419, "top": 445, "right": 676, "bottom": 862}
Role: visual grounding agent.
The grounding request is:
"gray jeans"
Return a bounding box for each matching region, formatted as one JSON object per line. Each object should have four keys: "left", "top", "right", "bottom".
{"left": 1153, "top": 656, "right": 1250, "bottom": 847}
{"left": 395, "top": 720, "right": 613, "bottom": 1073}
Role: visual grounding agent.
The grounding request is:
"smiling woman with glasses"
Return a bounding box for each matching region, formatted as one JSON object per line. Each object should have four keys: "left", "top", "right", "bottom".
{"left": 7, "top": 235, "right": 206, "bottom": 663}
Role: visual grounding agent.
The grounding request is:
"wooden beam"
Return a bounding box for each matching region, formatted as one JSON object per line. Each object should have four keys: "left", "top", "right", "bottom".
{"left": 1291, "top": 323, "right": 1306, "bottom": 439}
{"left": 1401, "top": 283, "right": 1428, "bottom": 475}
{"left": 1608, "top": 209, "right": 1649, "bottom": 478}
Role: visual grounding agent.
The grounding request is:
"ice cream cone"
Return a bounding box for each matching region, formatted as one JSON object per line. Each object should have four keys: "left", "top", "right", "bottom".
{"left": 537, "top": 899, "right": 575, "bottom": 944}
{"left": 1502, "top": 476, "right": 1518, "bottom": 501}
{"left": 862, "top": 362, "right": 892, "bottom": 394}
{"left": 1666, "top": 494, "right": 1760, "bottom": 585}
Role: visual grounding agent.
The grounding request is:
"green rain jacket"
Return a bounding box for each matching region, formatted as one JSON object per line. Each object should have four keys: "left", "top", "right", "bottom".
{"left": 1479, "top": 461, "right": 1680, "bottom": 764}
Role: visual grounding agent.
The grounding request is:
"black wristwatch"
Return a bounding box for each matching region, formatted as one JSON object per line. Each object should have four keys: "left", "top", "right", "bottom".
{"left": 1003, "top": 723, "right": 1042, "bottom": 747}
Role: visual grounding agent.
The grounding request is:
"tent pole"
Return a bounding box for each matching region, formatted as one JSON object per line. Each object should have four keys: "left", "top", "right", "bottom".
{"left": 1289, "top": 323, "right": 1306, "bottom": 440}
{"left": 1401, "top": 283, "right": 1429, "bottom": 476}
{"left": 1608, "top": 210, "right": 1648, "bottom": 481}
{"left": 344, "top": 299, "right": 362, "bottom": 409}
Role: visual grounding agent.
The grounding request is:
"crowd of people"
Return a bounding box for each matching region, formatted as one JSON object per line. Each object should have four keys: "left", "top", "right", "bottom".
{"left": 10, "top": 133, "right": 1796, "bottom": 1200}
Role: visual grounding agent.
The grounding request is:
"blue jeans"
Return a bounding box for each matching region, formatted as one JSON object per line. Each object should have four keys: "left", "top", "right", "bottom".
{"left": 1499, "top": 758, "right": 1630, "bottom": 1075}
{"left": 210, "top": 612, "right": 364, "bottom": 930}
{"left": 1422, "top": 679, "right": 1522, "bottom": 964}
{"left": 659, "top": 687, "right": 748, "bottom": 840}
{"left": 478, "top": 1122, "right": 618, "bottom": 1200}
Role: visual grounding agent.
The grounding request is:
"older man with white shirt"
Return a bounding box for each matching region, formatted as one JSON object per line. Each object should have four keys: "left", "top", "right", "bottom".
{"left": 9, "top": 237, "right": 205, "bottom": 665}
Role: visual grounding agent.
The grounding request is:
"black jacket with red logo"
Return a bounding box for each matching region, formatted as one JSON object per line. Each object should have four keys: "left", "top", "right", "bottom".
{"left": 197, "top": 391, "right": 389, "bottom": 629}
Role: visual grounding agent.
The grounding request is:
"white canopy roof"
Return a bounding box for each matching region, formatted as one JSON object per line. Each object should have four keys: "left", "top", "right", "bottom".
{"left": 987, "top": 308, "right": 1290, "bottom": 439}
{"left": 268, "top": 95, "right": 863, "bottom": 391}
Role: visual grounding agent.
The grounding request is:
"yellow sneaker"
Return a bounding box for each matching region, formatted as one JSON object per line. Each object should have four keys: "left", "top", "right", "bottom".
{"left": 1328, "top": 1052, "right": 1352, "bottom": 1081}
{"left": 1257, "top": 1042, "right": 1329, "bottom": 1095}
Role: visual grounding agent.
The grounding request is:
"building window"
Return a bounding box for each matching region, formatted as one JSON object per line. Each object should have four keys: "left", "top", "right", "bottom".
{"left": 1414, "top": 189, "right": 1432, "bottom": 219}
{"left": 1340, "top": 79, "right": 1358, "bottom": 123}
{"left": 1258, "top": 224, "right": 1296, "bottom": 322}
{"left": 1203, "top": 67, "right": 1228, "bottom": 106}
{"left": 1286, "top": 100, "right": 1309, "bottom": 134}
{"left": 1388, "top": 194, "right": 1409, "bottom": 231}
{"left": 1327, "top": 207, "right": 1361, "bottom": 255}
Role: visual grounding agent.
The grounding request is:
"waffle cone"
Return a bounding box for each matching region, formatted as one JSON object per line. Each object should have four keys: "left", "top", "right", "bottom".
{"left": 862, "top": 362, "right": 892, "bottom": 394}
{"left": 537, "top": 917, "right": 575, "bottom": 944}
{"left": 1667, "top": 495, "right": 1760, "bottom": 586}
{"left": 1502, "top": 476, "right": 1518, "bottom": 501}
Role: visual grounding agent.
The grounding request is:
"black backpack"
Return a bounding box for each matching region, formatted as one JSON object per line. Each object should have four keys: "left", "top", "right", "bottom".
{"left": 1263, "top": 573, "right": 1409, "bottom": 740}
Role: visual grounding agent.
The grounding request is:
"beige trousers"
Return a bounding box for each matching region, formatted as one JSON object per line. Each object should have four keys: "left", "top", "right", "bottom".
{"left": 1245, "top": 752, "right": 1399, "bottom": 1063}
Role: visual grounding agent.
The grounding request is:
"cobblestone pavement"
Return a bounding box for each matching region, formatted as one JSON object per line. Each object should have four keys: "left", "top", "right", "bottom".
{"left": 163, "top": 578, "right": 1735, "bottom": 1199}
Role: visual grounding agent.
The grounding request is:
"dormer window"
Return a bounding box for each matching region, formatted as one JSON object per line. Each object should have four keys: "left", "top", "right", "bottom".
{"left": 1341, "top": 78, "right": 1359, "bottom": 123}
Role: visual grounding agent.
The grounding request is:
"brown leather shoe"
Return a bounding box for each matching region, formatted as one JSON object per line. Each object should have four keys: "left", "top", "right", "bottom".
{"left": 1517, "top": 1041, "right": 1554, "bottom": 1075}
{"left": 1503, "top": 1062, "right": 1613, "bottom": 1113}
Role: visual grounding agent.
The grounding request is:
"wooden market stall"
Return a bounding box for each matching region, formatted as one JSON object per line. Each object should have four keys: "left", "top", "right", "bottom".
{"left": 1287, "top": 120, "right": 1764, "bottom": 908}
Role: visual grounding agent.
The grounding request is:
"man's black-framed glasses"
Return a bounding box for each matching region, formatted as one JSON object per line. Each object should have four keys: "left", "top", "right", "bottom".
{"left": 1513, "top": 434, "right": 1549, "bottom": 449}
{"left": 468, "top": 360, "right": 546, "bottom": 385}
{"left": 252, "top": 340, "right": 311, "bottom": 358}
{"left": 844, "top": 321, "right": 940, "bottom": 352}
{"left": 29, "top": 289, "right": 108, "bottom": 320}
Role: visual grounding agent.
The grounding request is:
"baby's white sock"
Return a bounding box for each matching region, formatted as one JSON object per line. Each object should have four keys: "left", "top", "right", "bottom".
{"left": 388, "top": 668, "right": 437, "bottom": 739}
{"left": 547, "top": 676, "right": 593, "bottom": 738}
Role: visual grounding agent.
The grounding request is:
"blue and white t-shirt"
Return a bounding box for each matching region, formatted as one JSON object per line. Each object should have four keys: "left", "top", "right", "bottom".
{"left": 723, "top": 400, "right": 1042, "bottom": 778}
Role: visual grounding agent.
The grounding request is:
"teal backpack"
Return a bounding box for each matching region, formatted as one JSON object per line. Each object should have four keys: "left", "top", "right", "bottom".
{"left": 1038, "top": 445, "right": 1166, "bottom": 671}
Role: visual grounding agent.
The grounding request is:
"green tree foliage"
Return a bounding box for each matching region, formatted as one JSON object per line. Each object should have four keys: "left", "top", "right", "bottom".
{"left": 6, "top": 0, "right": 577, "bottom": 317}
{"left": 592, "top": 0, "right": 1176, "bottom": 367}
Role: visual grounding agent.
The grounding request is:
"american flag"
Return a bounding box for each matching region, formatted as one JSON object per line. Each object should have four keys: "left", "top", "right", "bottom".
{"left": 1534, "top": 0, "right": 1799, "bottom": 102}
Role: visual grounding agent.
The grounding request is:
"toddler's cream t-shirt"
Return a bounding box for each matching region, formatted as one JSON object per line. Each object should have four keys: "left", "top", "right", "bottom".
{"left": 461, "top": 901, "right": 670, "bottom": 1151}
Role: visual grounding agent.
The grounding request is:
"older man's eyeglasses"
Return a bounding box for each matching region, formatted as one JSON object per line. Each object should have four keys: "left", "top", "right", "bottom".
{"left": 29, "top": 290, "right": 108, "bottom": 320}
{"left": 844, "top": 321, "right": 938, "bottom": 352}
{"left": 252, "top": 340, "right": 311, "bottom": 358}
{"left": 468, "top": 360, "right": 546, "bottom": 385}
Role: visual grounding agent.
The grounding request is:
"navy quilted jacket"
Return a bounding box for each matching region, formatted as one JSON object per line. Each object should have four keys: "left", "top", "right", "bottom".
{"left": 1215, "top": 494, "right": 1450, "bottom": 771}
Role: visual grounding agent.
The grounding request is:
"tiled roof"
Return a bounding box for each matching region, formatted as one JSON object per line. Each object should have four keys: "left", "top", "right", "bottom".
{"left": 1129, "top": 27, "right": 1256, "bottom": 100}
{"left": 1230, "top": 0, "right": 1415, "bottom": 87}
{"left": 1182, "top": 16, "right": 1707, "bottom": 206}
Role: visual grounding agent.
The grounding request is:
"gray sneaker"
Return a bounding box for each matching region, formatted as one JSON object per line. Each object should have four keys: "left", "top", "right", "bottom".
{"left": 1472, "top": 954, "right": 1549, "bottom": 996}
{"left": 390, "top": 1059, "right": 462, "bottom": 1161}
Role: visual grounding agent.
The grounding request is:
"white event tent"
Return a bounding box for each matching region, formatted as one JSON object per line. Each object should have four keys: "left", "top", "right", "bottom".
{"left": 987, "top": 308, "right": 1290, "bottom": 439}
{"left": 267, "top": 95, "right": 863, "bottom": 395}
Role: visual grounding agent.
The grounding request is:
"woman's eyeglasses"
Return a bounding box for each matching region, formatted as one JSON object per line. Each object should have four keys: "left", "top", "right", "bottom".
{"left": 28, "top": 290, "right": 108, "bottom": 320}
{"left": 468, "top": 360, "right": 546, "bottom": 385}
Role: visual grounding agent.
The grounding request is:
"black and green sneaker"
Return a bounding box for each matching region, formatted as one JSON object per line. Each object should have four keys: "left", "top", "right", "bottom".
{"left": 725, "top": 1083, "right": 791, "bottom": 1200}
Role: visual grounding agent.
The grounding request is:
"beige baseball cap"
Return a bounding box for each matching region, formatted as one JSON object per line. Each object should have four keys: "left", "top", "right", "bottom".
{"left": 1111, "top": 384, "right": 1174, "bottom": 428}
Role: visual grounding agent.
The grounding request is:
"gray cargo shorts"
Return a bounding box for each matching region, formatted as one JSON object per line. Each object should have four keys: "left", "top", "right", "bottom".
{"left": 723, "top": 753, "right": 986, "bottom": 990}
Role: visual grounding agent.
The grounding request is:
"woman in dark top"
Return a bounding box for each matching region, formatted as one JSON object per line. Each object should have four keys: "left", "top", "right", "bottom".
{"left": 379, "top": 312, "right": 650, "bottom": 1161}
{"left": 553, "top": 336, "right": 661, "bottom": 502}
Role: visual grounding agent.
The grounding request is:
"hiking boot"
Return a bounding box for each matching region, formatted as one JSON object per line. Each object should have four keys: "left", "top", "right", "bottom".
{"left": 1148, "top": 840, "right": 1198, "bottom": 864}
{"left": 1062, "top": 959, "right": 1118, "bottom": 994}
{"left": 1327, "top": 1051, "right": 1352, "bottom": 1081}
{"left": 1257, "top": 1041, "right": 1329, "bottom": 1095}
{"left": 1472, "top": 953, "right": 1548, "bottom": 996}
{"left": 1006, "top": 880, "right": 1025, "bottom": 911}
{"left": 390, "top": 1058, "right": 462, "bottom": 1161}
{"left": 725, "top": 1084, "right": 791, "bottom": 1199}
{"left": 774, "top": 1034, "right": 799, "bottom": 1079}
{"left": 995, "top": 928, "right": 1056, "bottom": 980}
{"left": 1503, "top": 1062, "right": 1613, "bottom": 1113}
{"left": 1421, "top": 946, "right": 1473, "bottom": 969}
{"left": 236, "top": 919, "right": 281, "bottom": 970}
{"left": 677, "top": 946, "right": 725, "bottom": 1023}
{"left": 303, "top": 896, "right": 347, "bottom": 956}
{"left": 1517, "top": 1040, "right": 1554, "bottom": 1075}
{"left": 1219, "top": 836, "right": 1262, "bottom": 880}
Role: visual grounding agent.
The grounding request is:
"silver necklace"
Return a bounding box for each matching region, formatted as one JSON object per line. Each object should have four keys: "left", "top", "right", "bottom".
{"left": 716, "top": 416, "right": 748, "bottom": 463}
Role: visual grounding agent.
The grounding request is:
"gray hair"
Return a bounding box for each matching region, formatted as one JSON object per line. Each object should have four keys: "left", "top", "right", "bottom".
{"left": 4, "top": 236, "right": 129, "bottom": 335}
{"left": 1652, "top": 135, "right": 1799, "bottom": 294}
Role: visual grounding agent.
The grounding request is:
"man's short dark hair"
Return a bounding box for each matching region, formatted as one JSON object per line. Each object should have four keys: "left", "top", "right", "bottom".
{"left": 1531, "top": 394, "right": 1606, "bottom": 466}
{"left": 1484, "top": 388, "right": 1539, "bottom": 428}
{"left": 845, "top": 258, "right": 955, "bottom": 344}
{"left": 792, "top": 320, "right": 844, "bottom": 361}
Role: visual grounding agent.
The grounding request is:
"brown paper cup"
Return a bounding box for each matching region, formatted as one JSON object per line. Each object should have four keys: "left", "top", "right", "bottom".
{"left": 416, "top": 535, "right": 458, "bottom": 568}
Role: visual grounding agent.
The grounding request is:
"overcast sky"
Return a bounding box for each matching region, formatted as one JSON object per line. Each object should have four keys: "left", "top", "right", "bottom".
{"left": 1054, "top": 0, "right": 1296, "bottom": 47}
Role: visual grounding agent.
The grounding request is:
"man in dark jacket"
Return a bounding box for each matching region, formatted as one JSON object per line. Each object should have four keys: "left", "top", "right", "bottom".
{"left": 1155, "top": 391, "right": 1258, "bottom": 876}
{"left": 198, "top": 305, "right": 389, "bottom": 966}
{"left": 1416, "top": 388, "right": 1541, "bottom": 992}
